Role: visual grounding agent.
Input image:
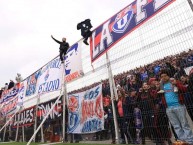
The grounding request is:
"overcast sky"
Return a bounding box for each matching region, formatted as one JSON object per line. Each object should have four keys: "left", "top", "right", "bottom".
{"left": 0, "top": 0, "right": 134, "bottom": 87}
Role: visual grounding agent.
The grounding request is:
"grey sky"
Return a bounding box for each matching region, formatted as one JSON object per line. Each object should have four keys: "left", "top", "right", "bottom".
{"left": 0, "top": 0, "right": 134, "bottom": 87}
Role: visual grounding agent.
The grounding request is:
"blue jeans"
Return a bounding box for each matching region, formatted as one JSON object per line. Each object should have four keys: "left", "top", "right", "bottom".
{"left": 166, "top": 105, "right": 193, "bottom": 144}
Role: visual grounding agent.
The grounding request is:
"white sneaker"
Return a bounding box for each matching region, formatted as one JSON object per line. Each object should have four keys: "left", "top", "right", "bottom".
{"left": 157, "top": 90, "right": 165, "bottom": 93}
{"left": 174, "top": 86, "right": 178, "bottom": 93}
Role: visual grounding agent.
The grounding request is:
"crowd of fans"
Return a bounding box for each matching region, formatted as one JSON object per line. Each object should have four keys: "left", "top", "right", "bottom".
{"left": 1, "top": 49, "right": 193, "bottom": 144}
{"left": 0, "top": 73, "right": 23, "bottom": 99}
{"left": 69, "top": 49, "right": 193, "bottom": 145}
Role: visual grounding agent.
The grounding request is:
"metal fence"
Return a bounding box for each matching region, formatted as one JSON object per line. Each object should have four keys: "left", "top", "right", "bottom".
{"left": 1, "top": 0, "right": 193, "bottom": 144}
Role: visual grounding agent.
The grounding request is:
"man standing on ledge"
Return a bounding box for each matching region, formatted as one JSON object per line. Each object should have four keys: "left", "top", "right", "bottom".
{"left": 51, "top": 35, "right": 69, "bottom": 63}
{"left": 160, "top": 69, "right": 193, "bottom": 144}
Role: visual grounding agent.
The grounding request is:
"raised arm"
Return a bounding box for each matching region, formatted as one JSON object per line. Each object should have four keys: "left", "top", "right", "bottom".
{"left": 51, "top": 35, "right": 62, "bottom": 44}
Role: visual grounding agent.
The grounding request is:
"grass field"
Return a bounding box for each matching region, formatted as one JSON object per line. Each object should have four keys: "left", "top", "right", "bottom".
{"left": 0, "top": 142, "right": 113, "bottom": 145}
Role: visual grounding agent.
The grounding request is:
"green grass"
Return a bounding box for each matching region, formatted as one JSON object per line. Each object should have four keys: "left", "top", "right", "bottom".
{"left": 0, "top": 142, "right": 113, "bottom": 145}
{"left": 0, "top": 142, "right": 37, "bottom": 145}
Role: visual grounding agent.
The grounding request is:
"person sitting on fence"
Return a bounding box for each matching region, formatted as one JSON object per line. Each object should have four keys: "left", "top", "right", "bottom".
{"left": 4, "top": 83, "right": 8, "bottom": 90}
{"left": 8, "top": 80, "right": 15, "bottom": 89}
{"left": 51, "top": 35, "right": 69, "bottom": 63}
{"left": 15, "top": 73, "right": 23, "bottom": 83}
{"left": 0, "top": 87, "right": 4, "bottom": 98}
{"left": 77, "top": 19, "right": 92, "bottom": 45}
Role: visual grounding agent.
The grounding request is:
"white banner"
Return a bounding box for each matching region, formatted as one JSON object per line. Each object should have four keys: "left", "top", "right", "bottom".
{"left": 0, "top": 84, "right": 19, "bottom": 103}
{"left": 17, "top": 82, "right": 26, "bottom": 106}
{"left": 0, "top": 83, "right": 25, "bottom": 116}
{"left": 36, "top": 57, "right": 63, "bottom": 95}
{"left": 67, "top": 84, "right": 104, "bottom": 134}
{"left": 64, "top": 40, "right": 84, "bottom": 83}
{"left": 1, "top": 95, "right": 18, "bottom": 116}
{"left": 25, "top": 70, "right": 41, "bottom": 97}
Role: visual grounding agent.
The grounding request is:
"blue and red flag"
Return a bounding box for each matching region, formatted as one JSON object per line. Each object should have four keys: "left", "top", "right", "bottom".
{"left": 90, "top": 0, "right": 176, "bottom": 62}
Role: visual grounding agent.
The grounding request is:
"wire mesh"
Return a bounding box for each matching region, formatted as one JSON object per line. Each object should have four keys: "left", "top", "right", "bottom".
{"left": 1, "top": 0, "right": 193, "bottom": 144}
{"left": 66, "top": 0, "right": 193, "bottom": 144}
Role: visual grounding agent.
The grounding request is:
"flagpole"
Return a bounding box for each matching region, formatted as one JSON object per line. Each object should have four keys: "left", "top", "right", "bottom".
{"left": 9, "top": 125, "right": 11, "bottom": 141}
{"left": 187, "top": 0, "right": 193, "bottom": 12}
{"left": 3, "top": 124, "right": 7, "bottom": 142}
{"left": 105, "top": 52, "right": 119, "bottom": 144}
{"left": 62, "top": 66, "right": 67, "bottom": 143}
{"left": 41, "top": 125, "right": 44, "bottom": 142}
{"left": 33, "top": 95, "right": 40, "bottom": 142}
{"left": 15, "top": 106, "right": 22, "bottom": 141}
{"left": 22, "top": 125, "right": 25, "bottom": 142}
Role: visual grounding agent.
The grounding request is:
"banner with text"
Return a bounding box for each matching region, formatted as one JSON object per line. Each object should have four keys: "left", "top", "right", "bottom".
{"left": 37, "top": 97, "right": 62, "bottom": 121}
{"left": 67, "top": 84, "right": 104, "bottom": 134}
{"left": 0, "top": 83, "right": 25, "bottom": 116}
{"left": 1, "top": 95, "right": 18, "bottom": 116}
{"left": 64, "top": 40, "right": 84, "bottom": 83}
{"left": 25, "top": 70, "right": 41, "bottom": 97}
{"left": 90, "top": 0, "right": 175, "bottom": 62}
{"left": 36, "top": 57, "right": 63, "bottom": 95}
{"left": 0, "top": 84, "right": 20, "bottom": 103}
{"left": 11, "top": 106, "right": 35, "bottom": 128}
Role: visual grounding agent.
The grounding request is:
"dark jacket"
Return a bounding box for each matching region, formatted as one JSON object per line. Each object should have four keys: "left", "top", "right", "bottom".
{"left": 138, "top": 90, "right": 155, "bottom": 114}
{"left": 8, "top": 81, "right": 15, "bottom": 89}
{"left": 124, "top": 96, "right": 139, "bottom": 118}
{"left": 185, "top": 74, "right": 193, "bottom": 108}
{"left": 174, "top": 68, "right": 186, "bottom": 80}
{"left": 77, "top": 19, "right": 92, "bottom": 36}
{"left": 51, "top": 36, "right": 69, "bottom": 53}
{"left": 188, "top": 73, "right": 193, "bottom": 92}
{"left": 0, "top": 89, "right": 3, "bottom": 98}
{"left": 107, "top": 101, "right": 118, "bottom": 119}
{"left": 165, "top": 62, "right": 177, "bottom": 77}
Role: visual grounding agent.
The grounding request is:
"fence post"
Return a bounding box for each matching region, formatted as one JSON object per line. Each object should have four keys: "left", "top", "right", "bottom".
{"left": 187, "top": 0, "right": 193, "bottom": 12}
{"left": 41, "top": 125, "right": 44, "bottom": 142}
{"left": 3, "top": 125, "right": 7, "bottom": 142}
{"left": 22, "top": 126, "right": 25, "bottom": 142}
{"left": 15, "top": 106, "right": 22, "bottom": 141}
{"left": 62, "top": 60, "right": 67, "bottom": 143}
{"left": 9, "top": 126, "right": 11, "bottom": 141}
{"left": 62, "top": 86, "right": 67, "bottom": 142}
{"left": 106, "top": 52, "right": 120, "bottom": 144}
{"left": 33, "top": 95, "right": 40, "bottom": 142}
